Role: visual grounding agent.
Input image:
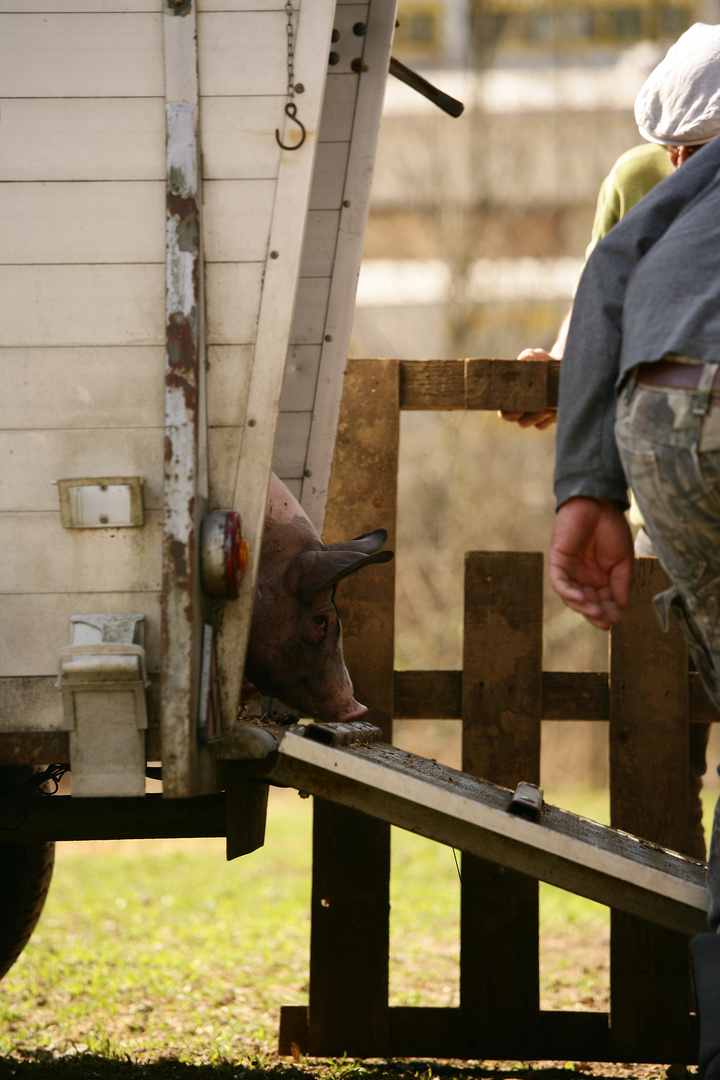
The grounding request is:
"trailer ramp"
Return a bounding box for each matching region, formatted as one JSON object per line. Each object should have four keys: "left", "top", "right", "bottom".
{"left": 219, "top": 720, "right": 708, "bottom": 938}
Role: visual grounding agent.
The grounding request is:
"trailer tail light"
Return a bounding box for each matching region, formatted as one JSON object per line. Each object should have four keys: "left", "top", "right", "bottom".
{"left": 200, "top": 511, "right": 250, "bottom": 600}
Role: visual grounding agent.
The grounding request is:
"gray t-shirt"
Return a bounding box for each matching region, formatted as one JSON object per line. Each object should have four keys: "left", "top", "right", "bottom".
{"left": 553, "top": 134, "right": 720, "bottom": 511}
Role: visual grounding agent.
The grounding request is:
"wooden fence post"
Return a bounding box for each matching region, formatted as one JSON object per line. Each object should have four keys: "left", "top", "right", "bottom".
{"left": 609, "top": 557, "right": 694, "bottom": 1062}
{"left": 306, "top": 357, "right": 399, "bottom": 1056}
{"left": 461, "top": 551, "right": 543, "bottom": 1056}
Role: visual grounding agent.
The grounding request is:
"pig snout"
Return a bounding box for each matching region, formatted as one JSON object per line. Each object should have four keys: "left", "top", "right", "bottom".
{"left": 311, "top": 682, "right": 369, "bottom": 724}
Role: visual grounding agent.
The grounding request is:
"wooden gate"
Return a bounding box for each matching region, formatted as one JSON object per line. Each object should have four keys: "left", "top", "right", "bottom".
{"left": 278, "top": 356, "right": 714, "bottom": 1063}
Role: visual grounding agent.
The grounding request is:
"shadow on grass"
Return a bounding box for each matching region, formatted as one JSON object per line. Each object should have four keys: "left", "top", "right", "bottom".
{"left": 0, "top": 1054, "right": 666, "bottom": 1080}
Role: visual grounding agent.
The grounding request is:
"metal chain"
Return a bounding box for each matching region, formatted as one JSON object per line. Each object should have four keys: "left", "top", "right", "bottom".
{"left": 276, "top": 0, "right": 306, "bottom": 150}
{"left": 285, "top": 0, "right": 295, "bottom": 102}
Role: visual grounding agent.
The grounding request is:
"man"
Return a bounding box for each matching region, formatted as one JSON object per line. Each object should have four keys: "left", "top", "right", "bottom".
{"left": 517, "top": 21, "right": 720, "bottom": 861}
{"left": 548, "top": 103, "right": 720, "bottom": 1080}
{"left": 502, "top": 21, "right": 717, "bottom": 431}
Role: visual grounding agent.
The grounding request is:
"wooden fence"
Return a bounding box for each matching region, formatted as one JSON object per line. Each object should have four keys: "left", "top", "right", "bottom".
{"left": 278, "top": 356, "right": 714, "bottom": 1064}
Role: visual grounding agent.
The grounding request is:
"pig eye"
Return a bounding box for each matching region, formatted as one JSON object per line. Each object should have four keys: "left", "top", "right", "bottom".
{"left": 313, "top": 615, "right": 328, "bottom": 631}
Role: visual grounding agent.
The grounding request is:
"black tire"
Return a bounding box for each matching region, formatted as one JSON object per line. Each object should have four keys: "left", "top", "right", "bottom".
{"left": 0, "top": 767, "right": 56, "bottom": 982}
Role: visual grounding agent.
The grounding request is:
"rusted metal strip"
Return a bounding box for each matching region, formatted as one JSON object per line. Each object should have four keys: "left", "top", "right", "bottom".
{"left": 161, "top": 0, "right": 210, "bottom": 797}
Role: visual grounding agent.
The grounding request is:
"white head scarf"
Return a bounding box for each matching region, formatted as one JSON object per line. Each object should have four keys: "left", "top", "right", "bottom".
{"left": 635, "top": 22, "right": 720, "bottom": 146}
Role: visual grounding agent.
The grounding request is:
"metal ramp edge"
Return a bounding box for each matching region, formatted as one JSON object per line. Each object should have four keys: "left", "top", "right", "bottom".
{"left": 219, "top": 721, "right": 709, "bottom": 938}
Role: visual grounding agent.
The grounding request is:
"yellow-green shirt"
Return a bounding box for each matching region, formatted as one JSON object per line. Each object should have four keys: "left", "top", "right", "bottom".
{"left": 583, "top": 142, "right": 674, "bottom": 263}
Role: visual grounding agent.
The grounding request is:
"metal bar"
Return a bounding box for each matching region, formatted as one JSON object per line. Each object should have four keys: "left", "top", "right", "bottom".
{"left": 161, "top": 0, "right": 210, "bottom": 797}
{"left": 0, "top": 793, "right": 226, "bottom": 843}
{"left": 388, "top": 56, "right": 464, "bottom": 118}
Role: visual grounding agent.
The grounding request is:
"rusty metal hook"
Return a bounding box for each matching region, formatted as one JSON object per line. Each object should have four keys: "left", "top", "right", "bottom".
{"left": 275, "top": 101, "right": 306, "bottom": 151}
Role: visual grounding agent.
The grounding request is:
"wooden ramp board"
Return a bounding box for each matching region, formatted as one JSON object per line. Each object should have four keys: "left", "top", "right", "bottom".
{"left": 240, "top": 727, "right": 708, "bottom": 937}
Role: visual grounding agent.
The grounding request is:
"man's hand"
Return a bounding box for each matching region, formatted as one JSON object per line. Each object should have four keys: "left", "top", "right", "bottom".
{"left": 498, "top": 349, "right": 558, "bottom": 430}
{"left": 549, "top": 497, "right": 634, "bottom": 630}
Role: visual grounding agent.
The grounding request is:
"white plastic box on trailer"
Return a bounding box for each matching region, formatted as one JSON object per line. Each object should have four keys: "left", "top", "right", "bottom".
{"left": 0, "top": 0, "right": 401, "bottom": 800}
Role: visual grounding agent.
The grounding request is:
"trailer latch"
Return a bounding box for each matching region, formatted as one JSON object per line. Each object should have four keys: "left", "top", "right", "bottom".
{"left": 56, "top": 614, "right": 149, "bottom": 797}
{"left": 508, "top": 781, "right": 544, "bottom": 822}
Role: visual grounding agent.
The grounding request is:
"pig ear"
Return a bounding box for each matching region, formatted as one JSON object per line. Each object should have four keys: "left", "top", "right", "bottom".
{"left": 288, "top": 547, "right": 394, "bottom": 604}
{"left": 325, "top": 529, "right": 389, "bottom": 555}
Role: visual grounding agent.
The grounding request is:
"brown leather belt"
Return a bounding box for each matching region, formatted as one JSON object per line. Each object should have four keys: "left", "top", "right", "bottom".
{"left": 636, "top": 359, "right": 720, "bottom": 391}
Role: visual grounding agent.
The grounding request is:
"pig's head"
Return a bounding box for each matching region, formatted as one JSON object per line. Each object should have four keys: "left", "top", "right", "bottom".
{"left": 244, "top": 474, "right": 393, "bottom": 722}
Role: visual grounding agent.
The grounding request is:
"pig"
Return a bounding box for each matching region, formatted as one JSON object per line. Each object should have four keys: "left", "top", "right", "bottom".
{"left": 244, "top": 473, "right": 393, "bottom": 722}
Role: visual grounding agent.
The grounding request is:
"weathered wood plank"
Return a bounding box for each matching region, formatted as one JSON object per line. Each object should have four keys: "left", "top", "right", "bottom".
{"left": 1, "top": 265, "right": 164, "bottom": 347}
{"left": 399, "top": 359, "right": 465, "bottom": 409}
{"left": 0, "top": 675, "right": 161, "bottom": 740}
{"left": 280, "top": 346, "right": 322, "bottom": 412}
{"left": 0, "top": 99, "right": 165, "bottom": 183}
{"left": 392, "top": 669, "right": 716, "bottom": 723}
{"left": 203, "top": 180, "right": 277, "bottom": 263}
{"left": 299, "top": 0, "right": 395, "bottom": 533}
{"left": 1, "top": 182, "right": 164, "bottom": 265}
{"left": 467, "top": 357, "right": 549, "bottom": 412}
{"left": 0, "top": 513, "right": 161, "bottom": 594}
{"left": 204, "top": 263, "right": 264, "bottom": 344}
{"left": 393, "top": 669, "right": 463, "bottom": 718}
{"left": 309, "top": 142, "right": 350, "bottom": 210}
{"left": 0, "top": 430, "right": 163, "bottom": 511}
{"left": 609, "top": 557, "right": 694, "bottom": 1062}
{"left": 308, "top": 798, "right": 391, "bottom": 1055}
{"left": 200, "top": 97, "right": 281, "bottom": 181}
{"left": 0, "top": 13, "right": 164, "bottom": 97}
{"left": 285, "top": 1004, "right": 651, "bottom": 1063}
{"left": 306, "top": 358, "right": 399, "bottom": 1056}
{"left": 215, "top": 0, "right": 335, "bottom": 732}
{"left": 207, "top": 428, "right": 243, "bottom": 509}
{"left": 207, "top": 345, "right": 254, "bottom": 427}
{"left": 289, "top": 277, "right": 332, "bottom": 345}
{"left": 272, "top": 411, "right": 313, "bottom": 478}
{"left": 542, "top": 670, "right": 609, "bottom": 720}
{"left": 388, "top": 1007, "right": 614, "bottom": 1062}
{"left": 461, "top": 551, "right": 543, "bottom": 1055}
{"left": 324, "top": 357, "right": 399, "bottom": 729}
{"left": 394, "top": 669, "right": 611, "bottom": 721}
{"left": 197, "top": 11, "right": 288, "bottom": 96}
{"left": 299, "top": 211, "right": 342, "bottom": 278}
{"left": 0, "top": 593, "right": 162, "bottom": 677}
{"left": 0, "top": 348, "right": 163, "bottom": 431}
{"left": 317, "top": 73, "right": 357, "bottom": 141}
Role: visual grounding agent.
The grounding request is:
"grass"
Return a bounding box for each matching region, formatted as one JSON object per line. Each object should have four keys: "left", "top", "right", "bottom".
{"left": 0, "top": 783, "right": 714, "bottom": 1076}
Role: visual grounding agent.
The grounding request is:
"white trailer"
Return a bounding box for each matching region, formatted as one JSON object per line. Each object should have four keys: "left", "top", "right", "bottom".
{"left": 0, "top": 0, "right": 420, "bottom": 978}
{"left": 0, "top": 0, "right": 401, "bottom": 797}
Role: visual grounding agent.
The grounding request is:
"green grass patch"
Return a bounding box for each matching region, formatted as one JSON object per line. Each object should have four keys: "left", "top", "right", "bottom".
{"left": 1, "top": 783, "right": 713, "bottom": 1071}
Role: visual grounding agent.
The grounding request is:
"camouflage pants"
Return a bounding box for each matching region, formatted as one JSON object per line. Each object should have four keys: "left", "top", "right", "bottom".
{"left": 616, "top": 373, "right": 720, "bottom": 928}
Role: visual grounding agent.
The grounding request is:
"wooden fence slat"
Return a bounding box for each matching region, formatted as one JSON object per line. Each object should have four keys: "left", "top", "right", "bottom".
{"left": 399, "top": 359, "right": 465, "bottom": 409}
{"left": 466, "top": 358, "right": 550, "bottom": 412}
{"left": 393, "top": 668, "right": 715, "bottom": 723}
{"left": 609, "top": 558, "right": 694, "bottom": 1062}
{"left": 460, "top": 551, "right": 543, "bottom": 1055}
{"left": 305, "top": 357, "right": 399, "bottom": 1057}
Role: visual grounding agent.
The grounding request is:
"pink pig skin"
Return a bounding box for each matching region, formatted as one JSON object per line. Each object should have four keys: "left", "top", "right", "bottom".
{"left": 244, "top": 473, "right": 393, "bottom": 723}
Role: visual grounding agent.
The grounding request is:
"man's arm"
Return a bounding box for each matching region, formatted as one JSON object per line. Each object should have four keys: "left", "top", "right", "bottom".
{"left": 548, "top": 497, "right": 634, "bottom": 630}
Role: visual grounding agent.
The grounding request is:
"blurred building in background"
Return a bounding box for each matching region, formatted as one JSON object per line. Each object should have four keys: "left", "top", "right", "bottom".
{"left": 352, "top": 0, "right": 720, "bottom": 361}
{"left": 354, "top": 0, "right": 720, "bottom": 784}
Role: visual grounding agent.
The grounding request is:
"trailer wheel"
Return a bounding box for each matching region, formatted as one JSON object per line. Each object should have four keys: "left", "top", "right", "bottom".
{"left": 0, "top": 768, "right": 56, "bottom": 982}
